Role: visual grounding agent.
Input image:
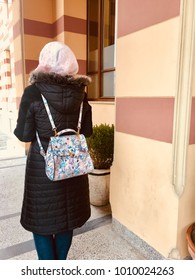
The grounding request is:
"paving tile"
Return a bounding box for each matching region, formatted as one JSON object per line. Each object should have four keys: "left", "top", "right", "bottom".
{"left": 68, "top": 224, "right": 146, "bottom": 260}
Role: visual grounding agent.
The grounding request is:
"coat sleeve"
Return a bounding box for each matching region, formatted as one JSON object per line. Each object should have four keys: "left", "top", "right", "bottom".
{"left": 80, "top": 93, "right": 93, "bottom": 138}
{"left": 14, "top": 87, "right": 36, "bottom": 142}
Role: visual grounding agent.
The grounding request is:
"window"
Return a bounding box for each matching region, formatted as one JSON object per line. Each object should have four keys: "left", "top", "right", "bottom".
{"left": 87, "top": 0, "right": 116, "bottom": 100}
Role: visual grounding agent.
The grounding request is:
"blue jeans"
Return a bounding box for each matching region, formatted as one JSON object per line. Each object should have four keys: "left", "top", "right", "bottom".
{"left": 33, "top": 230, "right": 73, "bottom": 260}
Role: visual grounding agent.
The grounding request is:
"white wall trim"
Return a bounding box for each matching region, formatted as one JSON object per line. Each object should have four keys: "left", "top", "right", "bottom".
{"left": 172, "top": 0, "right": 195, "bottom": 196}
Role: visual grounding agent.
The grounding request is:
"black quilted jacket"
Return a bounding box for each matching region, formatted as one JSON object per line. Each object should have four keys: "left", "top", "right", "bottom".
{"left": 14, "top": 72, "right": 92, "bottom": 235}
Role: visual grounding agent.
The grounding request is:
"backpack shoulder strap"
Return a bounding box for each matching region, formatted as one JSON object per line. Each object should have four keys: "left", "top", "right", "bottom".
{"left": 41, "top": 94, "right": 57, "bottom": 135}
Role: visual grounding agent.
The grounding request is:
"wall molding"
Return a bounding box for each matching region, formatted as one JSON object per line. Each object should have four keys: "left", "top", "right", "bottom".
{"left": 172, "top": 0, "right": 195, "bottom": 196}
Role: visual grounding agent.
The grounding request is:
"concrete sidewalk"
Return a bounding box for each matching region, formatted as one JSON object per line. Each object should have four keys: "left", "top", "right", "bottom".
{"left": 0, "top": 156, "right": 164, "bottom": 260}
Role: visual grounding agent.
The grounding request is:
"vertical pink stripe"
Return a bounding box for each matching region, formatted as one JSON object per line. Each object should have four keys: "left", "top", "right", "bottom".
{"left": 15, "top": 60, "right": 23, "bottom": 76}
{"left": 13, "top": 20, "right": 22, "bottom": 39}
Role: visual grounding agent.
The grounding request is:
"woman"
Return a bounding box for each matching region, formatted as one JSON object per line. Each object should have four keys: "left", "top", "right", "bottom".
{"left": 14, "top": 41, "right": 92, "bottom": 260}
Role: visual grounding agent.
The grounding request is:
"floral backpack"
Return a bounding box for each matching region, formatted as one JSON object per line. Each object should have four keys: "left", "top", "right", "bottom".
{"left": 36, "top": 94, "right": 94, "bottom": 181}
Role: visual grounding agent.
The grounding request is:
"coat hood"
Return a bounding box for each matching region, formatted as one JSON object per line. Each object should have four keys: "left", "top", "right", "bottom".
{"left": 29, "top": 72, "right": 91, "bottom": 113}
{"left": 29, "top": 71, "right": 91, "bottom": 87}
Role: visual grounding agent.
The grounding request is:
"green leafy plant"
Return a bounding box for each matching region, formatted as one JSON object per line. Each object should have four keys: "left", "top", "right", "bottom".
{"left": 87, "top": 124, "right": 114, "bottom": 169}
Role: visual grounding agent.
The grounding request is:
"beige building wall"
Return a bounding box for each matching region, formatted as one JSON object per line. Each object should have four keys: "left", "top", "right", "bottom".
{"left": 90, "top": 102, "right": 115, "bottom": 126}
{"left": 110, "top": 0, "right": 193, "bottom": 259}
{"left": 116, "top": 18, "right": 179, "bottom": 98}
{"left": 111, "top": 135, "right": 179, "bottom": 257}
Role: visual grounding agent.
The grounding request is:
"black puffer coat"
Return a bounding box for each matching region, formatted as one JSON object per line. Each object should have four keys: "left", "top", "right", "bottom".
{"left": 14, "top": 72, "right": 92, "bottom": 235}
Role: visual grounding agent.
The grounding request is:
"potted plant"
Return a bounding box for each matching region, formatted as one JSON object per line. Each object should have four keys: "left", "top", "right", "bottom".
{"left": 86, "top": 123, "right": 114, "bottom": 206}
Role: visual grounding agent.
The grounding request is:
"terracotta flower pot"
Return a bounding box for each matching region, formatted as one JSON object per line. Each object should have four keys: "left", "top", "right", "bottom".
{"left": 186, "top": 223, "right": 195, "bottom": 260}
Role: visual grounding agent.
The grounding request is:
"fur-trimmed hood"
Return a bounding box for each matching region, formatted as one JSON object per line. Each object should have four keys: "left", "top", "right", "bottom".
{"left": 28, "top": 72, "right": 91, "bottom": 114}
{"left": 29, "top": 71, "right": 91, "bottom": 87}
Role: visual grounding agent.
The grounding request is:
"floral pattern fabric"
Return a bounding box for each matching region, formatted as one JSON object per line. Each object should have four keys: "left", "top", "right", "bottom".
{"left": 44, "top": 134, "right": 94, "bottom": 181}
